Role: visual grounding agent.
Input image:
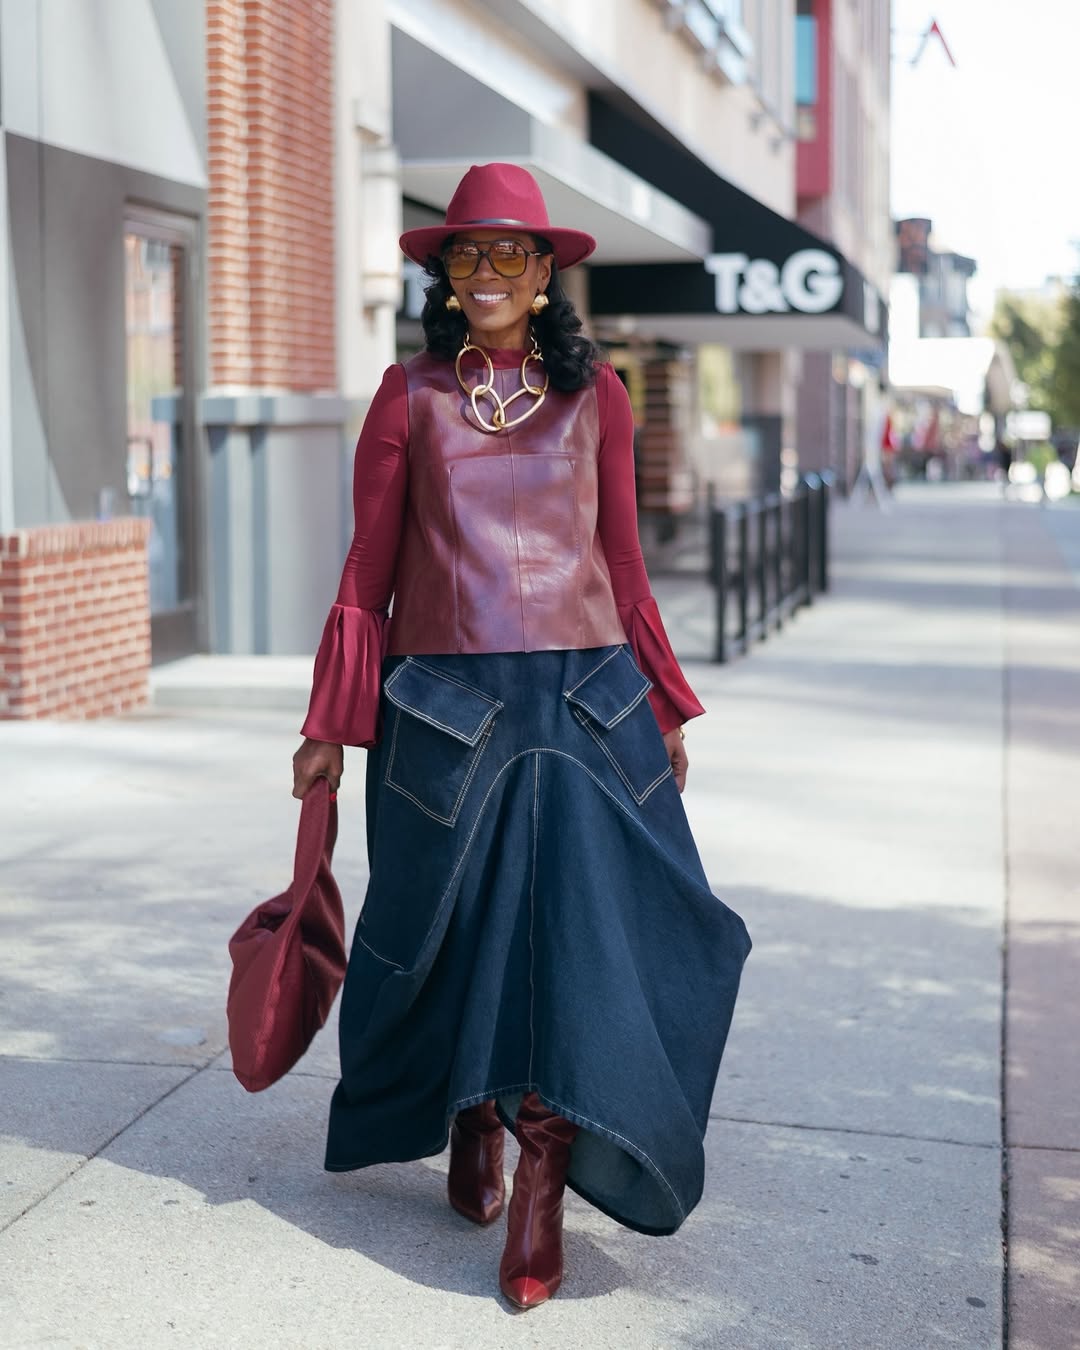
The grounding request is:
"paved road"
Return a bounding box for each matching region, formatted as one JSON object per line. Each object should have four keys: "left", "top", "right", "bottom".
{"left": 1, "top": 484, "right": 1077, "bottom": 1348}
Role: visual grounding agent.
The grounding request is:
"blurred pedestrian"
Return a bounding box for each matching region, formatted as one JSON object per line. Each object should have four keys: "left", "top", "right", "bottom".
{"left": 1053, "top": 434, "right": 1078, "bottom": 473}
{"left": 996, "top": 438, "right": 1013, "bottom": 477}
{"left": 291, "top": 163, "right": 750, "bottom": 1309}
{"left": 996, "top": 438, "right": 1014, "bottom": 498}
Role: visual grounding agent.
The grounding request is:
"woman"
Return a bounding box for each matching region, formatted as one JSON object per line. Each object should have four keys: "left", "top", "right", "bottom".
{"left": 293, "top": 163, "right": 750, "bottom": 1310}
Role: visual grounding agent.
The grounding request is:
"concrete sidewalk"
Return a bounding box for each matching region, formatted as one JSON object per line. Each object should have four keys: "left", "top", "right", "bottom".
{"left": 1, "top": 484, "right": 1077, "bottom": 1348}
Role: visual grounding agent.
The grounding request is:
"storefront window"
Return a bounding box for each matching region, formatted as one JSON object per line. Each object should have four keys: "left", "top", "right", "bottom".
{"left": 125, "top": 231, "right": 187, "bottom": 614}
{"left": 796, "top": 1, "right": 817, "bottom": 139}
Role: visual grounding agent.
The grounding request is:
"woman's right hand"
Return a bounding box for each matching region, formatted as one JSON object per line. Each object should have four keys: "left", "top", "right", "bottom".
{"left": 292, "top": 738, "right": 344, "bottom": 800}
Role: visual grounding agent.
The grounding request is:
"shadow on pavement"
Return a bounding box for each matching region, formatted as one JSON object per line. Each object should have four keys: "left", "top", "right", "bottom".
{"left": 2, "top": 881, "right": 1005, "bottom": 1322}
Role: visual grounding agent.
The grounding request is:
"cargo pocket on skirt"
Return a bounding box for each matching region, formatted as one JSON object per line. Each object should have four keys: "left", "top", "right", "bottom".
{"left": 564, "top": 647, "right": 673, "bottom": 805}
{"left": 383, "top": 658, "right": 503, "bottom": 826}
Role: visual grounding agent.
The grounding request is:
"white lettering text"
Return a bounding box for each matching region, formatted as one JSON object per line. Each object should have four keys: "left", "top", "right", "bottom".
{"left": 705, "top": 249, "right": 844, "bottom": 316}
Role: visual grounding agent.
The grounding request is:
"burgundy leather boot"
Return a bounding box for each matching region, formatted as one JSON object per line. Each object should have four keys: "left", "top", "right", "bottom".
{"left": 448, "top": 1100, "right": 506, "bottom": 1225}
{"left": 499, "top": 1092, "right": 580, "bottom": 1309}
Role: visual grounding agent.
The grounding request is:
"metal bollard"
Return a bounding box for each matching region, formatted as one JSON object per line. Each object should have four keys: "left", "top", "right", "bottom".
{"left": 799, "top": 481, "right": 812, "bottom": 605}
{"left": 704, "top": 473, "right": 831, "bottom": 663}
{"left": 819, "top": 472, "right": 832, "bottom": 593}
{"left": 711, "top": 506, "right": 728, "bottom": 663}
{"left": 737, "top": 505, "right": 750, "bottom": 652}
{"left": 803, "top": 473, "right": 821, "bottom": 596}
{"left": 770, "top": 497, "right": 783, "bottom": 629}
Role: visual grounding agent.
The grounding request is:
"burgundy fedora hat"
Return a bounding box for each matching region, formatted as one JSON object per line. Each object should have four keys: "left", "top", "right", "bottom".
{"left": 399, "top": 162, "right": 596, "bottom": 271}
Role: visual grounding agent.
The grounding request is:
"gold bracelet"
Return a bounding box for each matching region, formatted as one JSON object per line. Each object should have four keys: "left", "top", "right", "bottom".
{"left": 677, "top": 726, "right": 686, "bottom": 740}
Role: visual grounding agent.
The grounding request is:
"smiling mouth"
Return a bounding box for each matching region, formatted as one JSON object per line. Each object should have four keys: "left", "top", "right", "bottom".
{"left": 470, "top": 291, "right": 510, "bottom": 307}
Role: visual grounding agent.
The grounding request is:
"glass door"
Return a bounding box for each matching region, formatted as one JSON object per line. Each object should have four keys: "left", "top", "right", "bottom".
{"left": 124, "top": 214, "right": 200, "bottom": 660}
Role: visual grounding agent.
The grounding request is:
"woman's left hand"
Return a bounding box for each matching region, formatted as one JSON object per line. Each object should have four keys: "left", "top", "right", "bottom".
{"left": 663, "top": 728, "right": 688, "bottom": 793}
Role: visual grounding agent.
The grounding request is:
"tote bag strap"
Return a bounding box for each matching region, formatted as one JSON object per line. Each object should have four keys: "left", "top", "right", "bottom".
{"left": 291, "top": 776, "right": 338, "bottom": 898}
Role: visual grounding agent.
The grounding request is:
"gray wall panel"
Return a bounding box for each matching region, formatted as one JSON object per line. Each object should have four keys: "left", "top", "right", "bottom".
{"left": 149, "top": 0, "right": 207, "bottom": 159}
{"left": 262, "top": 425, "right": 345, "bottom": 655}
{"left": 391, "top": 27, "right": 531, "bottom": 161}
{"left": 43, "top": 146, "right": 127, "bottom": 522}
{"left": 6, "top": 131, "right": 59, "bottom": 522}
{"left": 1, "top": 0, "right": 205, "bottom": 186}
{"left": 8, "top": 232, "right": 64, "bottom": 525}
{"left": 6, "top": 133, "right": 204, "bottom": 526}
{"left": 206, "top": 421, "right": 346, "bottom": 656}
{"left": 207, "top": 426, "right": 255, "bottom": 654}
{"left": 6, "top": 135, "right": 47, "bottom": 430}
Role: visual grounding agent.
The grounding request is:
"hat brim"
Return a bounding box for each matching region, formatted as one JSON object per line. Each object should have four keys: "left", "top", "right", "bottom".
{"left": 399, "top": 223, "right": 597, "bottom": 271}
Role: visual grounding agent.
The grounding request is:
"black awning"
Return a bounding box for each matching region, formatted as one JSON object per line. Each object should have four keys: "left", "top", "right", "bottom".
{"left": 589, "top": 253, "right": 886, "bottom": 351}
{"left": 586, "top": 93, "right": 886, "bottom": 349}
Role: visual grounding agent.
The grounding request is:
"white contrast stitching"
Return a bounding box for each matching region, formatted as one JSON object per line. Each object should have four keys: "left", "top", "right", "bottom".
{"left": 405, "top": 744, "right": 688, "bottom": 972}
{"left": 570, "top": 679, "right": 650, "bottom": 730}
{"left": 384, "top": 725, "right": 494, "bottom": 827}
{"left": 447, "top": 1083, "right": 686, "bottom": 1222}
{"left": 571, "top": 708, "right": 673, "bottom": 805}
{"left": 562, "top": 647, "right": 652, "bottom": 729}
{"left": 384, "top": 657, "right": 503, "bottom": 745}
{"left": 363, "top": 745, "right": 705, "bottom": 985}
{"left": 383, "top": 780, "right": 456, "bottom": 826}
{"left": 382, "top": 657, "right": 501, "bottom": 825}
{"left": 450, "top": 1084, "right": 532, "bottom": 1112}
{"left": 563, "top": 646, "right": 620, "bottom": 698}
{"left": 542, "top": 1095, "right": 686, "bottom": 1220}
{"left": 406, "top": 657, "right": 504, "bottom": 704}
{"left": 354, "top": 929, "right": 405, "bottom": 970}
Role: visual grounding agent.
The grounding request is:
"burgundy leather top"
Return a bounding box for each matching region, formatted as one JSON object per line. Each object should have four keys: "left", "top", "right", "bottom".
{"left": 300, "top": 348, "right": 705, "bottom": 745}
{"left": 388, "top": 351, "right": 626, "bottom": 654}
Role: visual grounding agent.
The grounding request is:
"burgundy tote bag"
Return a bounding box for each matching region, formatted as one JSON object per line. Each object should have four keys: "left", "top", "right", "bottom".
{"left": 227, "top": 777, "right": 347, "bottom": 1092}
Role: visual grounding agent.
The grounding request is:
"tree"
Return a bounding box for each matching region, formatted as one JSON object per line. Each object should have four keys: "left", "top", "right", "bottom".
{"left": 990, "top": 290, "right": 1062, "bottom": 414}
{"left": 1049, "top": 271, "right": 1080, "bottom": 429}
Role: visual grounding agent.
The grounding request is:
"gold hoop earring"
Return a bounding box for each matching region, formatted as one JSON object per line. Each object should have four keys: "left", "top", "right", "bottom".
{"left": 445, "top": 294, "right": 462, "bottom": 313}
{"left": 529, "top": 293, "right": 549, "bottom": 316}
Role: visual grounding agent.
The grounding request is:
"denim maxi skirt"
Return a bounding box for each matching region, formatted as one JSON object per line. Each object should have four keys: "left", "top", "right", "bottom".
{"left": 325, "top": 645, "right": 751, "bottom": 1236}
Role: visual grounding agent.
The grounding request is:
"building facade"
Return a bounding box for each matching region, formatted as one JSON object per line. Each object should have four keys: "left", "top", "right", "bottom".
{"left": 369, "top": 0, "right": 890, "bottom": 521}
{"left": 1, "top": 0, "right": 209, "bottom": 715}
{"left": 793, "top": 0, "right": 893, "bottom": 491}
{"left": 1, "top": 0, "right": 891, "bottom": 717}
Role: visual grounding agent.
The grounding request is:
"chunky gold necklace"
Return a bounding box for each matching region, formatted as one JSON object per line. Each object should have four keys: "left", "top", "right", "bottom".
{"left": 455, "top": 332, "right": 549, "bottom": 433}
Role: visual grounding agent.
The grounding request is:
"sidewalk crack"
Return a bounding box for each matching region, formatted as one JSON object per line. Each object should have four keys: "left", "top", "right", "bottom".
{"left": 707, "top": 1111, "right": 1000, "bottom": 1151}
{"left": 0, "top": 1060, "right": 211, "bottom": 1236}
{"left": 1006, "top": 1142, "right": 1080, "bottom": 1155}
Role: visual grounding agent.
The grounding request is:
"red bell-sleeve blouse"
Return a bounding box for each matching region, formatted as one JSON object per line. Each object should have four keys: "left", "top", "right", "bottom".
{"left": 301, "top": 354, "right": 705, "bottom": 747}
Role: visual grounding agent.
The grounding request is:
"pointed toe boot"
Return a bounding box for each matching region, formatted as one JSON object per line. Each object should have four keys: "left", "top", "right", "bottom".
{"left": 499, "top": 1092, "right": 579, "bottom": 1310}
{"left": 448, "top": 1100, "right": 506, "bottom": 1225}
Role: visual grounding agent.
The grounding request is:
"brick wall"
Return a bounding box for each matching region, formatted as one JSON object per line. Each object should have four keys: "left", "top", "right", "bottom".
{"left": 0, "top": 521, "right": 153, "bottom": 721}
{"left": 206, "top": 0, "right": 336, "bottom": 391}
{"left": 638, "top": 358, "right": 696, "bottom": 513}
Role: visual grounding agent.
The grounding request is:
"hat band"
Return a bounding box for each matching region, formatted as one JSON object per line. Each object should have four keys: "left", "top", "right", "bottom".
{"left": 458, "top": 217, "right": 537, "bottom": 228}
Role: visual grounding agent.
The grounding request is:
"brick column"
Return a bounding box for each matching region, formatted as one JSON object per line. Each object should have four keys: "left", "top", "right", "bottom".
{"left": 0, "top": 521, "right": 152, "bottom": 720}
{"left": 206, "top": 0, "right": 336, "bottom": 391}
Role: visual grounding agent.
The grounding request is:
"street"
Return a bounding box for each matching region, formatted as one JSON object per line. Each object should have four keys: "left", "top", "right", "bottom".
{"left": 1, "top": 484, "right": 1077, "bottom": 1349}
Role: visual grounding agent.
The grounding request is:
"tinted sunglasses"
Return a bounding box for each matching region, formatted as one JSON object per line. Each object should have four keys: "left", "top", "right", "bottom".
{"left": 442, "top": 239, "right": 547, "bottom": 280}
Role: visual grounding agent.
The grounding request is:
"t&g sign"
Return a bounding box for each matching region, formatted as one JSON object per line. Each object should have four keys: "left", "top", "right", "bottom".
{"left": 705, "top": 249, "right": 844, "bottom": 315}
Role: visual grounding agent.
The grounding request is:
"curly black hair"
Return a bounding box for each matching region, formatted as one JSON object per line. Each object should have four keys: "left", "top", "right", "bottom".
{"left": 418, "top": 235, "right": 604, "bottom": 392}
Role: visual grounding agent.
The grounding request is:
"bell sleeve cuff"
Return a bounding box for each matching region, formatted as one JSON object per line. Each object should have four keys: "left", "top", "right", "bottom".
{"left": 300, "top": 604, "right": 389, "bottom": 748}
{"left": 619, "top": 596, "right": 706, "bottom": 735}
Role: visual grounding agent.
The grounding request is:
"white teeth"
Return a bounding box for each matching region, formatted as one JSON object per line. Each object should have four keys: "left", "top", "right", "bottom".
{"left": 471, "top": 292, "right": 509, "bottom": 305}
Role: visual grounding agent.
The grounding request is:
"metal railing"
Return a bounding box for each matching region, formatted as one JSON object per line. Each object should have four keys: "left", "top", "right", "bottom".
{"left": 708, "top": 472, "right": 833, "bottom": 663}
